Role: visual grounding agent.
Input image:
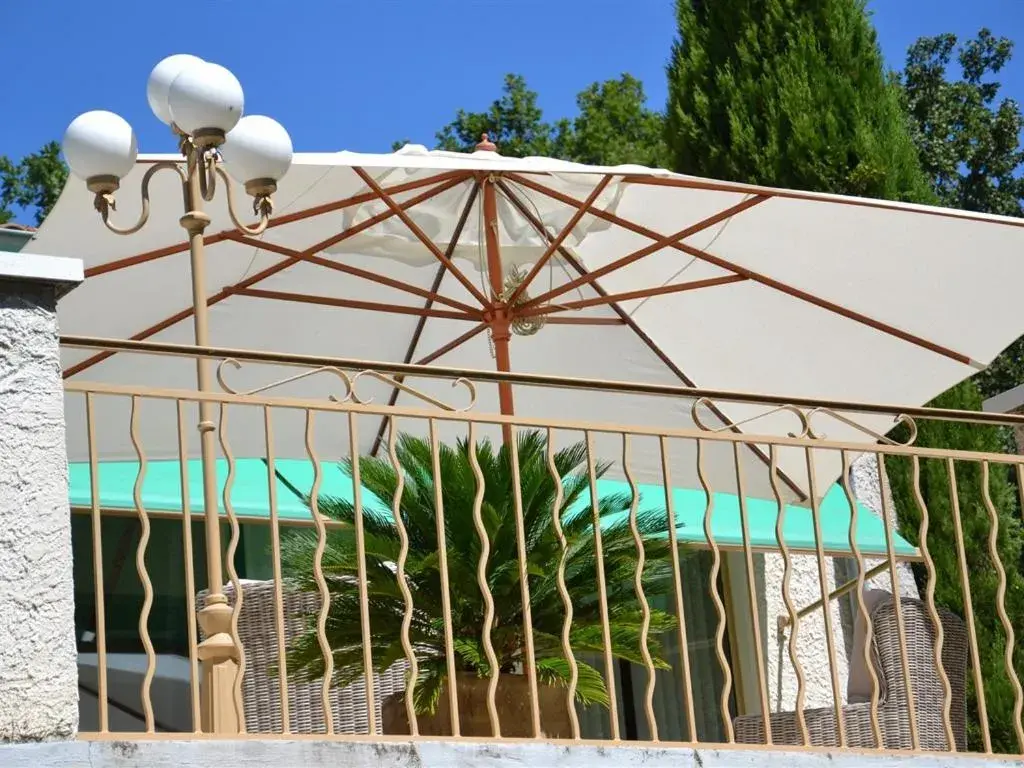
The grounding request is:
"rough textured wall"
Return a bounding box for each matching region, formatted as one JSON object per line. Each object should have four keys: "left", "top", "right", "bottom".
{"left": 4, "top": 738, "right": 1022, "bottom": 768}
{"left": 761, "top": 453, "right": 917, "bottom": 713}
{"left": 0, "top": 282, "right": 78, "bottom": 741}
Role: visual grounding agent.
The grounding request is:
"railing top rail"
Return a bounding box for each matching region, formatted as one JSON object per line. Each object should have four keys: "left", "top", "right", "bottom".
{"left": 61, "top": 334, "right": 1024, "bottom": 429}
{"left": 64, "top": 378, "right": 1024, "bottom": 465}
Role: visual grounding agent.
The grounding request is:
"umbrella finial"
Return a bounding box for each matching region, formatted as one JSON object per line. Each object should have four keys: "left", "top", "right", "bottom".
{"left": 475, "top": 133, "right": 497, "bottom": 152}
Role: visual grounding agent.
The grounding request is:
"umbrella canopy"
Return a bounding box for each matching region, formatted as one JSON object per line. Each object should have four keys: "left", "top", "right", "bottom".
{"left": 40, "top": 144, "right": 1024, "bottom": 503}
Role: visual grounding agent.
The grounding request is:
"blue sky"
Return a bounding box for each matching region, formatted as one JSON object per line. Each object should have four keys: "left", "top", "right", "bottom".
{"left": 1, "top": 1, "right": 1022, "bottom": 185}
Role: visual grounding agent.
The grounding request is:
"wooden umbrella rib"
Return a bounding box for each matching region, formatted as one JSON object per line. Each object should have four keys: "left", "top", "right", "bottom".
{"left": 518, "top": 194, "right": 768, "bottom": 311}
{"left": 506, "top": 174, "right": 613, "bottom": 305}
{"left": 232, "top": 288, "right": 481, "bottom": 321}
{"left": 673, "top": 240, "right": 972, "bottom": 365}
{"left": 353, "top": 167, "right": 490, "bottom": 307}
{"left": 507, "top": 173, "right": 973, "bottom": 367}
{"left": 223, "top": 232, "right": 479, "bottom": 315}
{"left": 497, "top": 179, "right": 809, "bottom": 502}
{"left": 65, "top": 173, "right": 469, "bottom": 379}
{"left": 300, "top": 174, "right": 467, "bottom": 256}
{"left": 369, "top": 183, "right": 482, "bottom": 457}
{"left": 85, "top": 170, "right": 469, "bottom": 279}
{"left": 416, "top": 322, "right": 489, "bottom": 366}
{"left": 518, "top": 274, "right": 748, "bottom": 317}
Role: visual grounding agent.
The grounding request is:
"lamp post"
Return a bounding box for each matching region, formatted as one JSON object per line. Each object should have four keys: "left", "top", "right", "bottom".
{"left": 63, "top": 54, "right": 294, "bottom": 734}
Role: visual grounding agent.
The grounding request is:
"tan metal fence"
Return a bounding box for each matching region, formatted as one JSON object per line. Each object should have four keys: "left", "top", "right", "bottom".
{"left": 62, "top": 337, "right": 1024, "bottom": 756}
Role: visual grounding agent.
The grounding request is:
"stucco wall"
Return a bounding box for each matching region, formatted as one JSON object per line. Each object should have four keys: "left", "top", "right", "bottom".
{"left": 0, "top": 279, "right": 79, "bottom": 741}
{"left": 761, "top": 453, "right": 918, "bottom": 713}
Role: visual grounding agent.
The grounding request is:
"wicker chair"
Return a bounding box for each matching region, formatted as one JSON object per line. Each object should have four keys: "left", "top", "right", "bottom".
{"left": 198, "top": 580, "right": 406, "bottom": 734}
{"left": 733, "top": 595, "right": 967, "bottom": 750}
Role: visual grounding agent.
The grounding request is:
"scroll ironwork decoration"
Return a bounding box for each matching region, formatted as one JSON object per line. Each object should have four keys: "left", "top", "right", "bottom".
{"left": 215, "top": 358, "right": 476, "bottom": 412}
{"left": 690, "top": 396, "right": 918, "bottom": 446}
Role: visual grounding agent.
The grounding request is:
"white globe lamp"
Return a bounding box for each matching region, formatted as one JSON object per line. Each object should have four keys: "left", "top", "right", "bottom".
{"left": 146, "top": 54, "right": 205, "bottom": 126}
{"left": 221, "top": 115, "right": 293, "bottom": 195}
{"left": 168, "top": 61, "right": 244, "bottom": 143}
{"left": 62, "top": 110, "right": 138, "bottom": 193}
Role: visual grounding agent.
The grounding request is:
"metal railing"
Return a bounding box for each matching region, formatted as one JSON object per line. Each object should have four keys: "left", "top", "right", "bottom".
{"left": 62, "top": 337, "right": 1024, "bottom": 756}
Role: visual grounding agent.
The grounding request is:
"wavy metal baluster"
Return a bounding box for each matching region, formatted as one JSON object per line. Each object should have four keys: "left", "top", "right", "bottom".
{"left": 877, "top": 457, "right": 919, "bottom": 749}
{"left": 348, "top": 414, "right": 377, "bottom": 733}
{"left": 734, "top": 443, "right": 773, "bottom": 744}
{"left": 305, "top": 411, "right": 334, "bottom": 734}
{"left": 697, "top": 438, "right": 733, "bottom": 743}
{"left": 911, "top": 455, "right": 954, "bottom": 750}
{"left": 548, "top": 428, "right": 580, "bottom": 740}
{"left": 386, "top": 418, "right": 419, "bottom": 736}
{"left": 428, "top": 418, "right": 461, "bottom": 736}
{"left": 85, "top": 394, "right": 110, "bottom": 733}
{"left": 129, "top": 395, "right": 156, "bottom": 732}
{"left": 983, "top": 461, "right": 1024, "bottom": 753}
{"left": 469, "top": 422, "right": 501, "bottom": 736}
{"left": 623, "top": 434, "right": 657, "bottom": 741}
{"left": 176, "top": 402, "right": 201, "bottom": 732}
{"left": 218, "top": 405, "right": 247, "bottom": 731}
{"left": 841, "top": 450, "right": 882, "bottom": 748}
{"left": 947, "top": 458, "right": 991, "bottom": 753}
{"left": 805, "top": 447, "right": 845, "bottom": 747}
{"left": 509, "top": 424, "right": 542, "bottom": 738}
{"left": 864, "top": 456, "right": 921, "bottom": 753}
{"left": 659, "top": 437, "right": 696, "bottom": 742}
{"left": 263, "top": 407, "right": 290, "bottom": 733}
{"left": 771, "top": 445, "right": 807, "bottom": 746}
{"left": 585, "top": 430, "right": 619, "bottom": 740}
{"left": 1014, "top": 463, "right": 1024, "bottom": 753}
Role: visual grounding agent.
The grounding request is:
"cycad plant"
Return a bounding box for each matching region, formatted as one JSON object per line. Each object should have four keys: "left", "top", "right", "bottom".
{"left": 281, "top": 429, "right": 680, "bottom": 715}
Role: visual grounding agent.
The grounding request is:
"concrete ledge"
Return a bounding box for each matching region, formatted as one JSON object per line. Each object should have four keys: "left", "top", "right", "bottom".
{"left": 0, "top": 251, "right": 84, "bottom": 298}
{"left": 3, "top": 739, "right": 1022, "bottom": 768}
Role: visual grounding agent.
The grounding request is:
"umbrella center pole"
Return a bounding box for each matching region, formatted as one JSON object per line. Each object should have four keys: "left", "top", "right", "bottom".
{"left": 486, "top": 307, "right": 516, "bottom": 444}
{"left": 481, "top": 174, "right": 515, "bottom": 443}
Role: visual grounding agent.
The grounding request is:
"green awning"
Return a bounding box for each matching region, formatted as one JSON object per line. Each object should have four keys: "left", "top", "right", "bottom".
{"left": 68, "top": 458, "right": 918, "bottom": 558}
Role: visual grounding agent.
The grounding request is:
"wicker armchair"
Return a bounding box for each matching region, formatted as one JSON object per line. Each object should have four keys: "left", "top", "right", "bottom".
{"left": 198, "top": 580, "right": 406, "bottom": 734}
{"left": 733, "top": 596, "right": 967, "bottom": 750}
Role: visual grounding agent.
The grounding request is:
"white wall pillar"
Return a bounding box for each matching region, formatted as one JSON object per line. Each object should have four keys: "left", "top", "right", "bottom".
{"left": 0, "top": 253, "right": 83, "bottom": 742}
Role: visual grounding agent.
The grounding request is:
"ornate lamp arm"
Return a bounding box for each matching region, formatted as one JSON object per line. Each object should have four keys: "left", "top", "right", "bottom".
{"left": 93, "top": 162, "right": 187, "bottom": 236}
{"left": 215, "top": 165, "right": 272, "bottom": 236}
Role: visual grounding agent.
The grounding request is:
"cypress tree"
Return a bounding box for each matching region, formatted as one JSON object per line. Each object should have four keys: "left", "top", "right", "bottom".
{"left": 666, "top": 0, "right": 930, "bottom": 200}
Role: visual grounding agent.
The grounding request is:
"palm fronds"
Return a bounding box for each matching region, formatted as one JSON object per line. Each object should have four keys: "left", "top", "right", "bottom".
{"left": 281, "top": 429, "right": 682, "bottom": 714}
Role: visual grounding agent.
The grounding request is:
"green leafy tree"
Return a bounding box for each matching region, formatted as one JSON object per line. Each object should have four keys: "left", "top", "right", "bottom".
{"left": 885, "top": 382, "right": 1024, "bottom": 752}
{"left": 422, "top": 72, "right": 667, "bottom": 165}
{"left": 281, "top": 431, "right": 679, "bottom": 715}
{"left": 894, "top": 29, "right": 1024, "bottom": 753}
{"left": 899, "top": 30, "right": 1024, "bottom": 399}
{"left": 0, "top": 141, "right": 68, "bottom": 225}
{"left": 666, "top": 0, "right": 931, "bottom": 201}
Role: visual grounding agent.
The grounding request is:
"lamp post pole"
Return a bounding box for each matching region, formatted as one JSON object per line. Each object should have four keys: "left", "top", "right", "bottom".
{"left": 63, "top": 54, "right": 293, "bottom": 734}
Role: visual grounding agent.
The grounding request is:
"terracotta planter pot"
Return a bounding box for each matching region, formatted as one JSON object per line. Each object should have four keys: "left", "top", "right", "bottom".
{"left": 382, "top": 673, "right": 574, "bottom": 738}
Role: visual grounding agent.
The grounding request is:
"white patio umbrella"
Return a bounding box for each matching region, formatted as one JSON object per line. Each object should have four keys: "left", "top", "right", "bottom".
{"left": 37, "top": 140, "right": 1024, "bottom": 505}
